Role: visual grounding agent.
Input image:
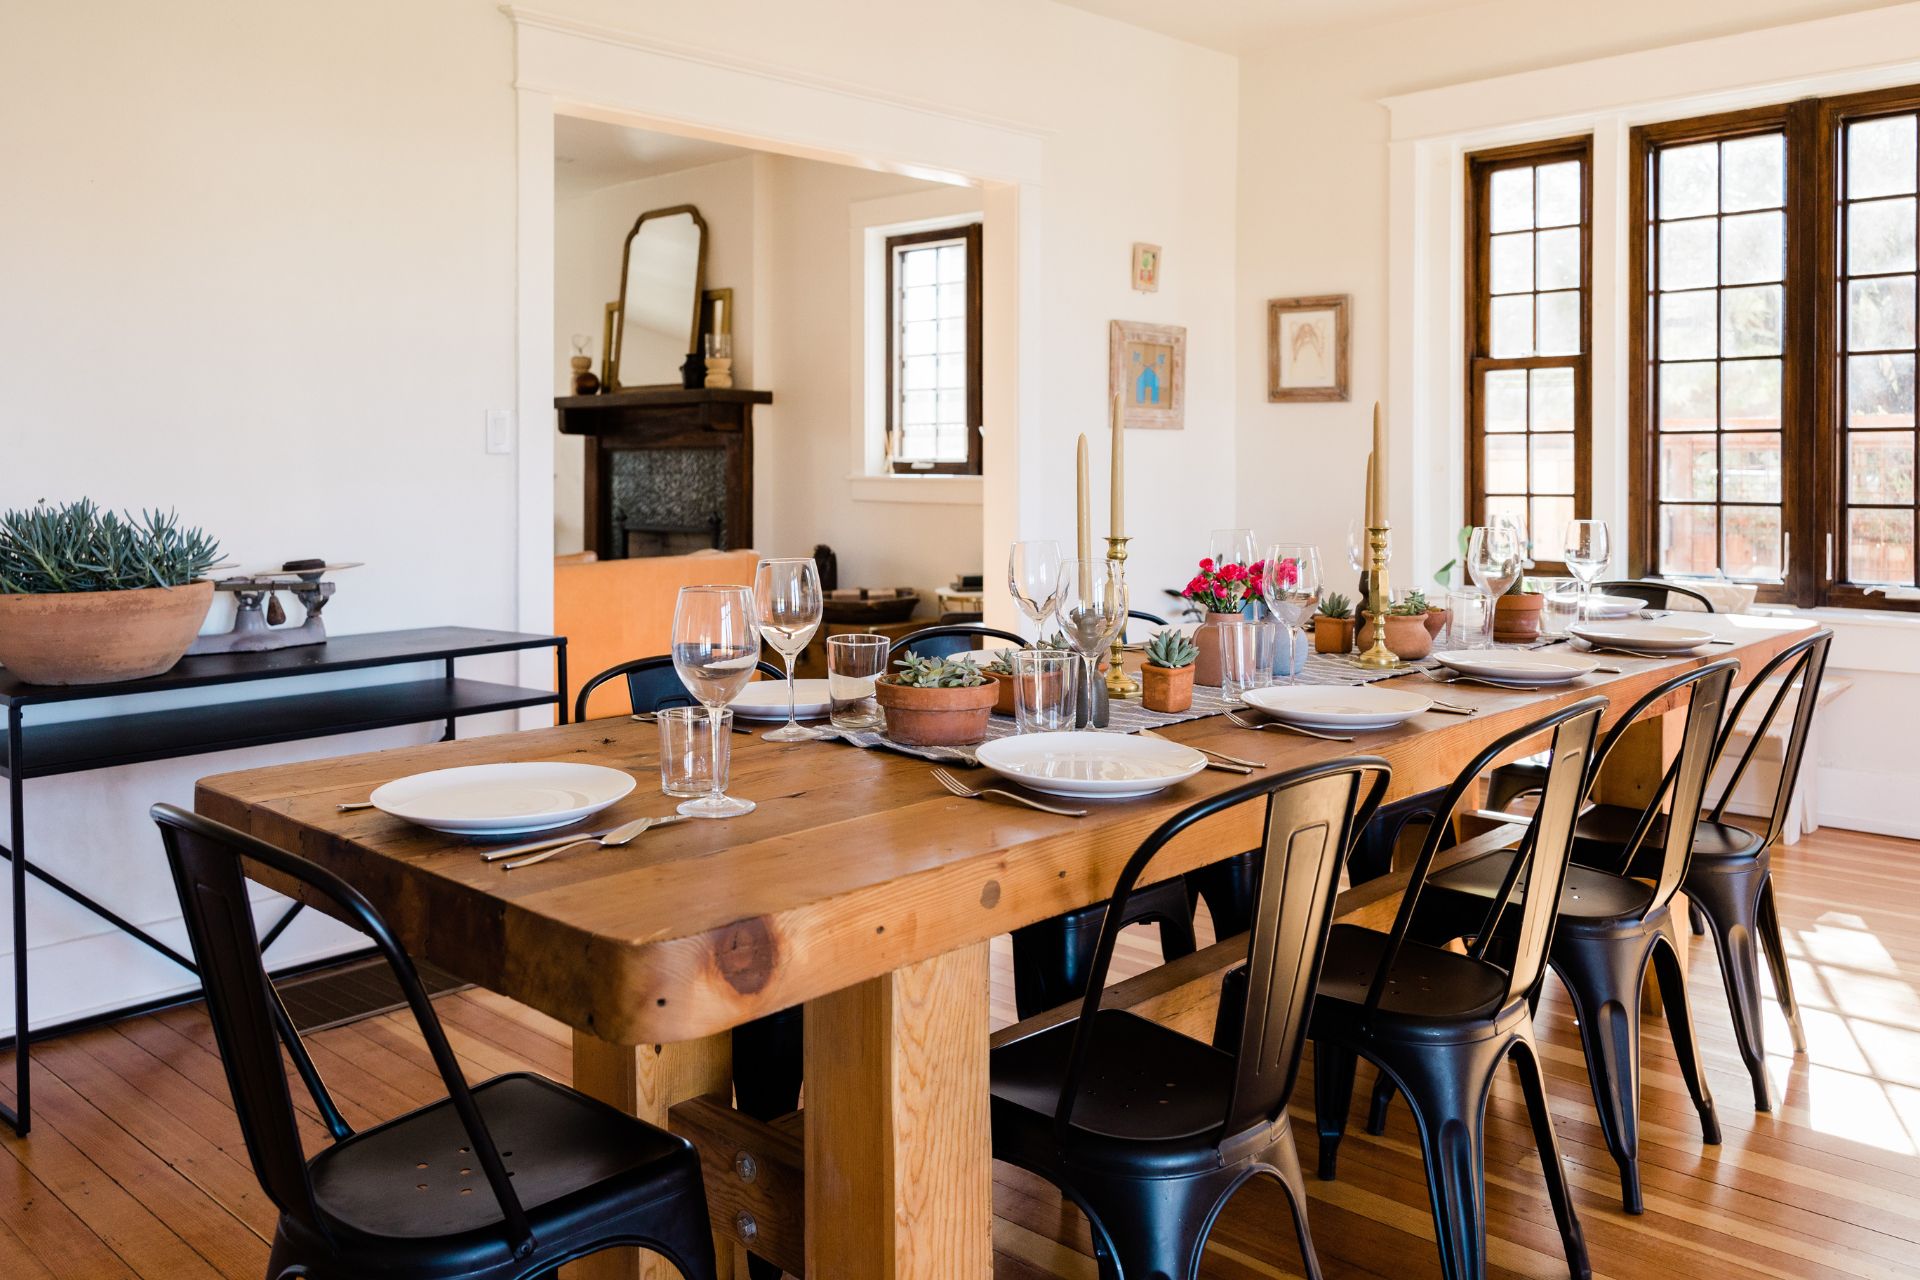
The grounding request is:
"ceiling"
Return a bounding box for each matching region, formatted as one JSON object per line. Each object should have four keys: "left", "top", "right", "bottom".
{"left": 554, "top": 116, "right": 756, "bottom": 196}
{"left": 1054, "top": 0, "right": 1482, "bottom": 52}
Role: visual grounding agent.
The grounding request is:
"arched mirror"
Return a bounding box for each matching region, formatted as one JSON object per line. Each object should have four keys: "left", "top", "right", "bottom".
{"left": 612, "top": 205, "right": 707, "bottom": 390}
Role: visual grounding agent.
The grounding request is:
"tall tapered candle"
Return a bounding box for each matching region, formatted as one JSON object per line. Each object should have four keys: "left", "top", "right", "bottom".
{"left": 1076, "top": 434, "right": 1092, "bottom": 565}
{"left": 1371, "top": 401, "right": 1388, "bottom": 527}
{"left": 1365, "top": 453, "right": 1376, "bottom": 530}
{"left": 1110, "top": 394, "right": 1125, "bottom": 539}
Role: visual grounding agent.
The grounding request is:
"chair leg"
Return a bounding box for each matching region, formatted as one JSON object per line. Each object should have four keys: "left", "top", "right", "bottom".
{"left": 1689, "top": 900, "right": 1707, "bottom": 936}
{"left": 1508, "top": 1034, "right": 1592, "bottom": 1280}
{"left": 1312, "top": 1038, "right": 1358, "bottom": 1180}
{"left": 632, "top": 1174, "right": 720, "bottom": 1280}
{"left": 1649, "top": 934, "right": 1721, "bottom": 1145}
{"left": 1756, "top": 875, "right": 1807, "bottom": 1054}
{"left": 1078, "top": 1169, "right": 1227, "bottom": 1280}
{"left": 1266, "top": 1121, "right": 1326, "bottom": 1280}
{"left": 1389, "top": 1043, "right": 1497, "bottom": 1280}
{"left": 1010, "top": 907, "right": 1105, "bottom": 1020}
{"left": 732, "top": 1007, "right": 803, "bottom": 1280}
{"left": 1364, "top": 1071, "right": 1395, "bottom": 1135}
{"left": 1687, "top": 863, "right": 1776, "bottom": 1111}
{"left": 1549, "top": 937, "right": 1649, "bottom": 1214}
{"left": 1186, "top": 850, "right": 1259, "bottom": 938}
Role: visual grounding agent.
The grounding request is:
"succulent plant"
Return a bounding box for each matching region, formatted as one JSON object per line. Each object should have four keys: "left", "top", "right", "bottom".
{"left": 1317, "top": 591, "right": 1354, "bottom": 620}
{"left": 0, "top": 499, "right": 222, "bottom": 595}
{"left": 985, "top": 650, "right": 1018, "bottom": 675}
{"left": 1388, "top": 591, "right": 1429, "bottom": 617}
{"left": 1143, "top": 628, "right": 1198, "bottom": 669}
{"left": 889, "top": 652, "right": 988, "bottom": 688}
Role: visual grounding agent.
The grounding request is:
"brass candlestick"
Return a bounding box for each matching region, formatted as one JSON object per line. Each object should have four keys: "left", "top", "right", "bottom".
{"left": 1355, "top": 524, "right": 1403, "bottom": 669}
{"left": 1105, "top": 535, "right": 1139, "bottom": 697}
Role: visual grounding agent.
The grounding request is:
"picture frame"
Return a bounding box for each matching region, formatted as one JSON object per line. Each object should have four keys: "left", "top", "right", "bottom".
{"left": 1109, "top": 319, "right": 1185, "bottom": 430}
{"left": 1131, "top": 242, "right": 1161, "bottom": 292}
{"left": 1267, "top": 294, "right": 1350, "bottom": 403}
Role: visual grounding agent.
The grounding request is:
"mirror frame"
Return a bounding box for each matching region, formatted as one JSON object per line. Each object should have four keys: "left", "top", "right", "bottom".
{"left": 609, "top": 204, "right": 708, "bottom": 392}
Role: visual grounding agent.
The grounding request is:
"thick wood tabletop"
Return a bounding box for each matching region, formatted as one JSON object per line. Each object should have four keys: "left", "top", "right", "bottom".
{"left": 195, "top": 613, "right": 1816, "bottom": 1045}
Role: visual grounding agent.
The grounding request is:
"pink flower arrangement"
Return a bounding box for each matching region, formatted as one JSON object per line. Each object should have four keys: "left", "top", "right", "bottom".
{"left": 1183, "top": 555, "right": 1299, "bottom": 614}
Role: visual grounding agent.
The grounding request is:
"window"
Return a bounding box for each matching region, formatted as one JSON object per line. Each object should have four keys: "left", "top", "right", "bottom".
{"left": 1465, "top": 138, "right": 1592, "bottom": 572}
{"left": 884, "top": 224, "right": 982, "bottom": 474}
{"left": 1630, "top": 89, "right": 1920, "bottom": 609}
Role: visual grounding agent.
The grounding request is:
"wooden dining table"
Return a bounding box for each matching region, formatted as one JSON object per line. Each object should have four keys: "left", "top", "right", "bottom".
{"left": 194, "top": 611, "right": 1817, "bottom": 1280}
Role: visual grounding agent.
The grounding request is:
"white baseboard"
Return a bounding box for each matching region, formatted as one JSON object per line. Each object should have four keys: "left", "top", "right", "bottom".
{"left": 1814, "top": 765, "right": 1920, "bottom": 840}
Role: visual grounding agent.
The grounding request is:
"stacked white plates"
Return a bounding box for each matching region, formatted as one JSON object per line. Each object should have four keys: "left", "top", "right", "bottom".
{"left": 1241, "top": 685, "right": 1431, "bottom": 731}
{"left": 1582, "top": 594, "right": 1650, "bottom": 619}
{"left": 1431, "top": 649, "right": 1599, "bottom": 687}
{"left": 1569, "top": 620, "right": 1713, "bottom": 656}
{"left": 730, "top": 678, "right": 832, "bottom": 720}
{"left": 370, "top": 762, "right": 635, "bottom": 836}
{"left": 975, "top": 731, "right": 1206, "bottom": 799}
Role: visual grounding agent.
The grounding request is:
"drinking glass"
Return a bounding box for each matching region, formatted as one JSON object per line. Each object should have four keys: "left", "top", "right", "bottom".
{"left": 753, "top": 558, "right": 826, "bottom": 742}
{"left": 1447, "top": 589, "right": 1490, "bottom": 649}
{"left": 1563, "top": 520, "right": 1612, "bottom": 619}
{"left": 1466, "top": 525, "right": 1523, "bottom": 647}
{"left": 826, "top": 633, "right": 888, "bottom": 730}
{"left": 1261, "top": 542, "right": 1322, "bottom": 686}
{"left": 1217, "top": 618, "right": 1263, "bottom": 703}
{"left": 657, "top": 706, "right": 730, "bottom": 798}
{"left": 1012, "top": 649, "right": 1077, "bottom": 733}
{"left": 1541, "top": 578, "right": 1582, "bottom": 638}
{"left": 671, "top": 584, "right": 761, "bottom": 818}
{"left": 1209, "top": 528, "right": 1257, "bottom": 573}
{"left": 1054, "top": 558, "right": 1128, "bottom": 717}
{"left": 1007, "top": 540, "right": 1064, "bottom": 634}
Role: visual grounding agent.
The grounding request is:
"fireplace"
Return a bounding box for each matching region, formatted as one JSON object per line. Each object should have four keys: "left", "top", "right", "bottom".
{"left": 554, "top": 387, "right": 772, "bottom": 559}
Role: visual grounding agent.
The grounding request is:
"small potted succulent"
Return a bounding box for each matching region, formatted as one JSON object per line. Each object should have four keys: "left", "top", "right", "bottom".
{"left": 0, "top": 500, "right": 221, "bottom": 685}
{"left": 1313, "top": 592, "right": 1356, "bottom": 654}
{"left": 1357, "top": 593, "right": 1434, "bottom": 661}
{"left": 1405, "top": 588, "right": 1450, "bottom": 639}
{"left": 982, "top": 649, "right": 1020, "bottom": 716}
{"left": 1181, "top": 557, "right": 1257, "bottom": 687}
{"left": 1139, "top": 628, "right": 1198, "bottom": 713}
{"left": 875, "top": 652, "right": 998, "bottom": 746}
{"left": 1494, "top": 579, "right": 1545, "bottom": 642}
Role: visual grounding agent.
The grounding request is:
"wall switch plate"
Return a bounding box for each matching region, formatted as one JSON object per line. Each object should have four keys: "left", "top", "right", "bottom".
{"left": 485, "top": 408, "right": 514, "bottom": 454}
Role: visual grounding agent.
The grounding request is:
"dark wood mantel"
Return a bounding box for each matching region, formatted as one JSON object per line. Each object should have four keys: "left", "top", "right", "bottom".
{"left": 556, "top": 387, "right": 772, "bottom": 559}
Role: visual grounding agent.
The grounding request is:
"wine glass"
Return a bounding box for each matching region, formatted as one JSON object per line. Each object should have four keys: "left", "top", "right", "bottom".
{"left": 1466, "top": 525, "right": 1524, "bottom": 648}
{"left": 1262, "top": 543, "right": 1322, "bottom": 686}
{"left": 1209, "top": 528, "right": 1257, "bottom": 573}
{"left": 1007, "top": 540, "right": 1064, "bottom": 636}
{"left": 1563, "top": 520, "right": 1612, "bottom": 620}
{"left": 1055, "top": 559, "right": 1128, "bottom": 715}
{"left": 671, "top": 585, "right": 762, "bottom": 818}
{"left": 753, "top": 558, "right": 825, "bottom": 742}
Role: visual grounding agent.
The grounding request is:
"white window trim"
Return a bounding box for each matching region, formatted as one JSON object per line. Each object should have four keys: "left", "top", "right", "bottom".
{"left": 848, "top": 187, "right": 985, "bottom": 498}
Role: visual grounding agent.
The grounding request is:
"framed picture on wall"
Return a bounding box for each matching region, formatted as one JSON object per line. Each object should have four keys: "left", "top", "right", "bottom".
{"left": 1267, "top": 294, "right": 1350, "bottom": 402}
{"left": 1110, "top": 319, "right": 1185, "bottom": 430}
{"left": 1131, "top": 242, "right": 1161, "bottom": 292}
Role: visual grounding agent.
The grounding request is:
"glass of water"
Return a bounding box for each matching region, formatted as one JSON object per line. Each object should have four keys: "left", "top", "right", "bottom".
{"left": 657, "top": 706, "right": 731, "bottom": 798}
{"left": 826, "top": 633, "right": 888, "bottom": 731}
{"left": 1541, "top": 578, "right": 1582, "bottom": 638}
{"left": 671, "top": 584, "right": 761, "bottom": 818}
{"left": 1218, "top": 618, "right": 1265, "bottom": 703}
{"left": 753, "top": 557, "right": 826, "bottom": 742}
{"left": 1012, "top": 649, "right": 1077, "bottom": 733}
{"left": 1447, "top": 589, "right": 1491, "bottom": 649}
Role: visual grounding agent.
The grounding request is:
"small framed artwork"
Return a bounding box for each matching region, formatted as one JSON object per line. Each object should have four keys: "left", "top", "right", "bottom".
{"left": 1267, "top": 294, "right": 1350, "bottom": 402}
{"left": 1110, "top": 320, "right": 1185, "bottom": 430}
{"left": 1131, "top": 242, "right": 1160, "bottom": 292}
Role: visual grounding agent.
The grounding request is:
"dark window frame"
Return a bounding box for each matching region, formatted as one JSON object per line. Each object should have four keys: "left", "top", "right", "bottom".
{"left": 883, "top": 223, "right": 983, "bottom": 476}
{"left": 1464, "top": 136, "right": 1595, "bottom": 575}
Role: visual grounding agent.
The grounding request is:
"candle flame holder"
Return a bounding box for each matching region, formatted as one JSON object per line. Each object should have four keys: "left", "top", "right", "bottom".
{"left": 1355, "top": 524, "right": 1405, "bottom": 669}
{"left": 1104, "top": 535, "right": 1139, "bottom": 697}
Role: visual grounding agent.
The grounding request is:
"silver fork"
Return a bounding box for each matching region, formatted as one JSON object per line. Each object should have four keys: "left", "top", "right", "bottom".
{"left": 1224, "top": 710, "right": 1355, "bottom": 742}
{"left": 493, "top": 815, "right": 689, "bottom": 870}
{"left": 1140, "top": 729, "right": 1264, "bottom": 769}
{"left": 929, "top": 767, "right": 1087, "bottom": 817}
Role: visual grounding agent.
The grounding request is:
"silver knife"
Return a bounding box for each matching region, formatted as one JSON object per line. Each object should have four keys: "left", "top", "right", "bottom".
{"left": 475, "top": 824, "right": 617, "bottom": 862}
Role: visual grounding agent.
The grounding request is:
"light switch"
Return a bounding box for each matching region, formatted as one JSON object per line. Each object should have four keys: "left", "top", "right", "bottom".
{"left": 486, "top": 408, "right": 514, "bottom": 455}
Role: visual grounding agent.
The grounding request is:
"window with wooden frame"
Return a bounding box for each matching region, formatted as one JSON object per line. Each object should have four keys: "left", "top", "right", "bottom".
{"left": 884, "top": 223, "right": 982, "bottom": 475}
{"left": 1630, "top": 89, "right": 1920, "bottom": 610}
{"left": 1465, "top": 137, "right": 1593, "bottom": 573}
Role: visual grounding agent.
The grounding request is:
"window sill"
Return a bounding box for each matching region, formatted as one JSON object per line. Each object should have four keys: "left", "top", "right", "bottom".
{"left": 1752, "top": 603, "right": 1920, "bottom": 675}
{"left": 847, "top": 473, "right": 983, "bottom": 505}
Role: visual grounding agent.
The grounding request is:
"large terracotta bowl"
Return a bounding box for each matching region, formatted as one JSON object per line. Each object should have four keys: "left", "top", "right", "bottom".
{"left": 875, "top": 678, "right": 998, "bottom": 746}
{"left": 0, "top": 581, "right": 213, "bottom": 685}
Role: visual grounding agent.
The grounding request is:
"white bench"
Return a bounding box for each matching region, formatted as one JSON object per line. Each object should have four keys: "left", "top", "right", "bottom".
{"left": 1710, "top": 675, "right": 1851, "bottom": 845}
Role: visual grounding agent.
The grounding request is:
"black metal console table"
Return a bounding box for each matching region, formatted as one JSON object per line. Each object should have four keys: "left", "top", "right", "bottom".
{"left": 0, "top": 626, "right": 567, "bottom": 1135}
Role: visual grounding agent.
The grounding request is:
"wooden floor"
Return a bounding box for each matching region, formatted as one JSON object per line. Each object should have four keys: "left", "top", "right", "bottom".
{"left": 3, "top": 824, "right": 1918, "bottom": 1278}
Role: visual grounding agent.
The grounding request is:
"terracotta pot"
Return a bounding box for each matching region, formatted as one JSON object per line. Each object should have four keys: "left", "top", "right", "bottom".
{"left": 1424, "top": 606, "right": 1450, "bottom": 638}
{"left": 1494, "top": 593, "right": 1545, "bottom": 643}
{"left": 1356, "top": 612, "right": 1432, "bottom": 661}
{"left": 985, "top": 670, "right": 1018, "bottom": 717}
{"left": 0, "top": 581, "right": 213, "bottom": 686}
{"left": 1140, "top": 663, "right": 1194, "bottom": 713}
{"left": 875, "top": 677, "right": 998, "bottom": 746}
{"left": 1313, "top": 615, "right": 1356, "bottom": 654}
{"left": 1191, "top": 611, "right": 1243, "bottom": 687}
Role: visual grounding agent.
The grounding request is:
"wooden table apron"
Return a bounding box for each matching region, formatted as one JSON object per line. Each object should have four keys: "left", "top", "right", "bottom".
{"left": 193, "top": 614, "right": 1814, "bottom": 1280}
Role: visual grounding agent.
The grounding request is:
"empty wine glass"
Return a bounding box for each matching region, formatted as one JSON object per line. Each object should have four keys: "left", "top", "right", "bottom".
{"left": 1209, "top": 528, "right": 1257, "bottom": 573}
{"left": 1466, "top": 525, "right": 1524, "bottom": 647}
{"left": 1563, "top": 520, "right": 1612, "bottom": 620}
{"left": 1055, "top": 558, "right": 1128, "bottom": 717}
{"left": 1262, "top": 543, "right": 1322, "bottom": 686}
{"left": 671, "top": 584, "right": 762, "bottom": 818}
{"left": 753, "top": 558, "right": 825, "bottom": 742}
{"left": 1007, "top": 540, "right": 1064, "bottom": 635}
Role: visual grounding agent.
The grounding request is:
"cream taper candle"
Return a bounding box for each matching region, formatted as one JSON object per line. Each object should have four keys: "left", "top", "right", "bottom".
{"left": 1077, "top": 434, "right": 1092, "bottom": 565}
{"left": 1110, "top": 393, "right": 1125, "bottom": 540}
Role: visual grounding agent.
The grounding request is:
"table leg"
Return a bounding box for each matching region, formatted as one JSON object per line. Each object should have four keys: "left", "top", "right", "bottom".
{"left": 568, "top": 1031, "right": 736, "bottom": 1280}
{"left": 804, "top": 941, "right": 991, "bottom": 1280}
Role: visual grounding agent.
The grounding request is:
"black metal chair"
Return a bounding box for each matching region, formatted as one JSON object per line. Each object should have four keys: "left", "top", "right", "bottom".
{"left": 574, "top": 655, "right": 784, "bottom": 722}
{"left": 151, "top": 805, "right": 716, "bottom": 1280}
{"left": 1595, "top": 578, "right": 1718, "bottom": 612}
{"left": 1383, "top": 660, "right": 1738, "bottom": 1214}
{"left": 991, "top": 759, "right": 1389, "bottom": 1280}
{"left": 1124, "top": 608, "right": 1169, "bottom": 641}
{"left": 1298, "top": 698, "right": 1605, "bottom": 1280}
{"left": 887, "top": 623, "right": 1027, "bottom": 662}
{"left": 1571, "top": 629, "right": 1832, "bottom": 1111}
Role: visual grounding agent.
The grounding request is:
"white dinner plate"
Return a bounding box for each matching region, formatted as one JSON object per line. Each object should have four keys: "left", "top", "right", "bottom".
{"left": 370, "top": 762, "right": 635, "bottom": 836}
{"left": 1583, "top": 594, "right": 1650, "bottom": 619}
{"left": 730, "top": 678, "right": 832, "bottom": 720}
{"left": 1240, "top": 685, "right": 1432, "bottom": 730}
{"left": 1432, "top": 649, "right": 1599, "bottom": 684}
{"left": 1569, "top": 621, "right": 1714, "bottom": 653}
{"left": 975, "top": 731, "right": 1207, "bottom": 799}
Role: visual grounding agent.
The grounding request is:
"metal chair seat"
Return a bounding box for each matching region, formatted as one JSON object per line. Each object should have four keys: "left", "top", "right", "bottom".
{"left": 1575, "top": 804, "right": 1760, "bottom": 865}
{"left": 1312, "top": 925, "right": 1510, "bottom": 1033}
{"left": 1427, "top": 854, "right": 1657, "bottom": 923}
